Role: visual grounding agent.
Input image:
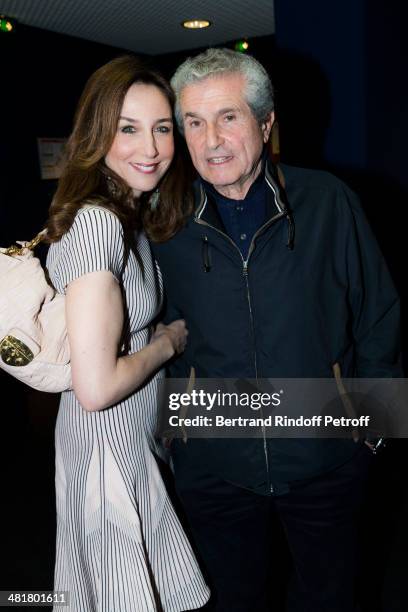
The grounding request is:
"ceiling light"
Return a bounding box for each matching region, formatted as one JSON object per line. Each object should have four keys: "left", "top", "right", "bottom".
{"left": 0, "top": 15, "right": 16, "bottom": 33}
{"left": 182, "top": 19, "right": 211, "bottom": 30}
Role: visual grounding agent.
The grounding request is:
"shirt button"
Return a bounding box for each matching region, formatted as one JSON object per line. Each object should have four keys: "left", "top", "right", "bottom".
{"left": 240, "top": 233, "right": 247, "bottom": 241}
{"left": 236, "top": 205, "right": 244, "bottom": 212}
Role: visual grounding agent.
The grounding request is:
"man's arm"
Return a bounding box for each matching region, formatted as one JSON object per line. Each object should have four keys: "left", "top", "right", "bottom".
{"left": 344, "top": 186, "right": 402, "bottom": 377}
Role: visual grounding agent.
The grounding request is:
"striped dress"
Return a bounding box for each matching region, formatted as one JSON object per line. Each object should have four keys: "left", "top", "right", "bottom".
{"left": 46, "top": 206, "right": 209, "bottom": 612}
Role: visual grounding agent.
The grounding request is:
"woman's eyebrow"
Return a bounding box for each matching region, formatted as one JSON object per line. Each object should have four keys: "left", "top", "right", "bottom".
{"left": 119, "top": 116, "right": 138, "bottom": 123}
{"left": 119, "top": 116, "right": 173, "bottom": 123}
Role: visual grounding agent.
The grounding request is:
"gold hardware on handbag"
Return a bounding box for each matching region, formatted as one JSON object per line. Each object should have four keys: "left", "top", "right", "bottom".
{"left": 0, "top": 230, "right": 71, "bottom": 392}
{"left": 2, "top": 231, "right": 46, "bottom": 257}
{"left": 0, "top": 335, "right": 34, "bottom": 366}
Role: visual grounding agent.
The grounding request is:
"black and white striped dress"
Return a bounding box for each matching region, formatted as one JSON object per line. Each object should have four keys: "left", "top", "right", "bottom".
{"left": 46, "top": 206, "right": 209, "bottom": 612}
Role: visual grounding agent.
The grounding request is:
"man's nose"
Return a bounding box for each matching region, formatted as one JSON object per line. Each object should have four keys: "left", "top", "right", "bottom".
{"left": 206, "top": 123, "right": 224, "bottom": 149}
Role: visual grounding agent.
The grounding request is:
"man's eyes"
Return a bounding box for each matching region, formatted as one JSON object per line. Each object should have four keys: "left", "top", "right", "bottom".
{"left": 186, "top": 114, "right": 236, "bottom": 129}
{"left": 188, "top": 120, "right": 201, "bottom": 128}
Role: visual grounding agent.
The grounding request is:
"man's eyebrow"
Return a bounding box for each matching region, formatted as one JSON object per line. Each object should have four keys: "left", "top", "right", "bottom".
{"left": 217, "top": 107, "right": 240, "bottom": 115}
{"left": 184, "top": 107, "right": 240, "bottom": 119}
{"left": 119, "top": 116, "right": 173, "bottom": 123}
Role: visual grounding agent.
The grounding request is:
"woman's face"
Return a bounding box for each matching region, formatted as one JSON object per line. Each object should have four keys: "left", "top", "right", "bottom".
{"left": 105, "top": 83, "right": 174, "bottom": 197}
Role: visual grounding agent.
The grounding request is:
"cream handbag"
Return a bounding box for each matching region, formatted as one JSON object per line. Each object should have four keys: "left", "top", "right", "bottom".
{"left": 0, "top": 232, "right": 71, "bottom": 392}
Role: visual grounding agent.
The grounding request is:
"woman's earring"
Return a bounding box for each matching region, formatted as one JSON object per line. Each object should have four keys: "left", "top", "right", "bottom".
{"left": 107, "top": 175, "right": 117, "bottom": 196}
{"left": 149, "top": 188, "right": 160, "bottom": 211}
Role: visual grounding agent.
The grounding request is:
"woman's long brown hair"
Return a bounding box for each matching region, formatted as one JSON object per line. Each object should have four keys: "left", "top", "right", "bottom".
{"left": 45, "top": 55, "right": 193, "bottom": 243}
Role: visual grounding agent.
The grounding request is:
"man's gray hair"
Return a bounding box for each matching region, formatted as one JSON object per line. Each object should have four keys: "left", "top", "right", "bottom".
{"left": 171, "top": 47, "right": 274, "bottom": 133}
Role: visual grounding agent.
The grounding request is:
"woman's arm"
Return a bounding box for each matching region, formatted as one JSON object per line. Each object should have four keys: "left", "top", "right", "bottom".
{"left": 66, "top": 269, "right": 186, "bottom": 412}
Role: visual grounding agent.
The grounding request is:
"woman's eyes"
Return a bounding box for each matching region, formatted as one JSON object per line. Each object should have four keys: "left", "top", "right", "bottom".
{"left": 155, "top": 125, "right": 172, "bottom": 133}
{"left": 119, "top": 124, "right": 172, "bottom": 134}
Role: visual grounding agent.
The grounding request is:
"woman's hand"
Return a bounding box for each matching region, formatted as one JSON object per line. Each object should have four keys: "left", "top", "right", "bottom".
{"left": 150, "top": 320, "right": 188, "bottom": 359}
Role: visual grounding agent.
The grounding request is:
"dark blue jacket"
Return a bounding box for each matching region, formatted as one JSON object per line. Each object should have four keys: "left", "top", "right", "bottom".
{"left": 152, "top": 161, "right": 401, "bottom": 495}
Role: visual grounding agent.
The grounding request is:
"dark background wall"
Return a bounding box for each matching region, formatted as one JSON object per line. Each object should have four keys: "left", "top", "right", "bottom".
{"left": 1, "top": 3, "right": 407, "bottom": 609}
{"left": 0, "top": 23, "right": 145, "bottom": 244}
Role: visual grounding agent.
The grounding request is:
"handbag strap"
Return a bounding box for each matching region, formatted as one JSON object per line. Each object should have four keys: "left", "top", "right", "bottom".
{"left": 3, "top": 230, "right": 47, "bottom": 257}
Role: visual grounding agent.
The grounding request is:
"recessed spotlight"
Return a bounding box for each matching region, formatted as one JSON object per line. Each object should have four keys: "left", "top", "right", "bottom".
{"left": 182, "top": 19, "right": 211, "bottom": 30}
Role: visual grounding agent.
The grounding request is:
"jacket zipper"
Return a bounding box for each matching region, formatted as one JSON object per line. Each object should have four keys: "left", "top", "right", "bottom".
{"left": 242, "top": 259, "right": 272, "bottom": 493}
{"left": 195, "top": 206, "right": 285, "bottom": 494}
{"left": 202, "top": 235, "right": 211, "bottom": 272}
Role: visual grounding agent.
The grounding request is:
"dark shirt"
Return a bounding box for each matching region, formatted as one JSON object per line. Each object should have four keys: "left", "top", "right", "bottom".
{"left": 201, "top": 171, "right": 267, "bottom": 259}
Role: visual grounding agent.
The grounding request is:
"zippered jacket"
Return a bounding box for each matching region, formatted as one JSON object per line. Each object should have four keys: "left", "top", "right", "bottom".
{"left": 152, "top": 161, "right": 402, "bottom": 495}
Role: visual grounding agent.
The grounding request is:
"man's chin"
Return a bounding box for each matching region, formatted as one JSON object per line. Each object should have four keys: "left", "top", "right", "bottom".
{"left": 203, "top": 169, "right": 239, "bottom": 188}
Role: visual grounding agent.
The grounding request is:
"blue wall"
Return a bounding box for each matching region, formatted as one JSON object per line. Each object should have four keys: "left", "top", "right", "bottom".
{"left": 274, "top": 0, "right": 408, "bottom": 187}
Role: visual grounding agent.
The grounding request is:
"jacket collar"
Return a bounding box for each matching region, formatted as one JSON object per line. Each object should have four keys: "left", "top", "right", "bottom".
{"left": 194, "top": 157, "right": 288, "bottom": 219}
{"left": 193, "top": 156, "right": 295, "bottom": 250}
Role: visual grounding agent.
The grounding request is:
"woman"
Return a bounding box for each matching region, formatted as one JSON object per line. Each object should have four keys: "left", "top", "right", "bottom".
{"left": 45, "top": 56, "right": 209, "bottom": 611}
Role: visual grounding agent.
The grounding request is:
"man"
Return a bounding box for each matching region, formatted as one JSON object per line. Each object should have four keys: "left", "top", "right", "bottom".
{"left": 153, "top": 48, "right": 401, "bottom": 611}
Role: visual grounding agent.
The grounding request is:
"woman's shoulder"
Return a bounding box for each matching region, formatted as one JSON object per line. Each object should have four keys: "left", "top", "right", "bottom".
{"left": 46, "top": 202, "right": 126, "bottom": 289}
{"left": 62, "top": 202, "right": 124, "bottom": 242}
{"left": 74, "top": 201, "right": 122, "bottom": 224}
{"left": 47, "top": 202, "right": 125, "bottom": 260}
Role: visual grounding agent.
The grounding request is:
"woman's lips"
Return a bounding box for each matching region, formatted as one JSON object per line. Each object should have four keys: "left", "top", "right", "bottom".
{"left": 130, "top": 162, "right": 159, "bottom": 174}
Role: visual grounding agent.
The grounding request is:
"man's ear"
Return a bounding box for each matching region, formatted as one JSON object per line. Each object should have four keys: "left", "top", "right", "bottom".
{"left": 262, "top": 112, "right": 275, "bottom": 144}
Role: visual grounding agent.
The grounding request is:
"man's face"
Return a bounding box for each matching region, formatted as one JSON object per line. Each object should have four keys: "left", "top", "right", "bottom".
{"left": 180, "top": 72, "right": 273, "bottom": 199}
